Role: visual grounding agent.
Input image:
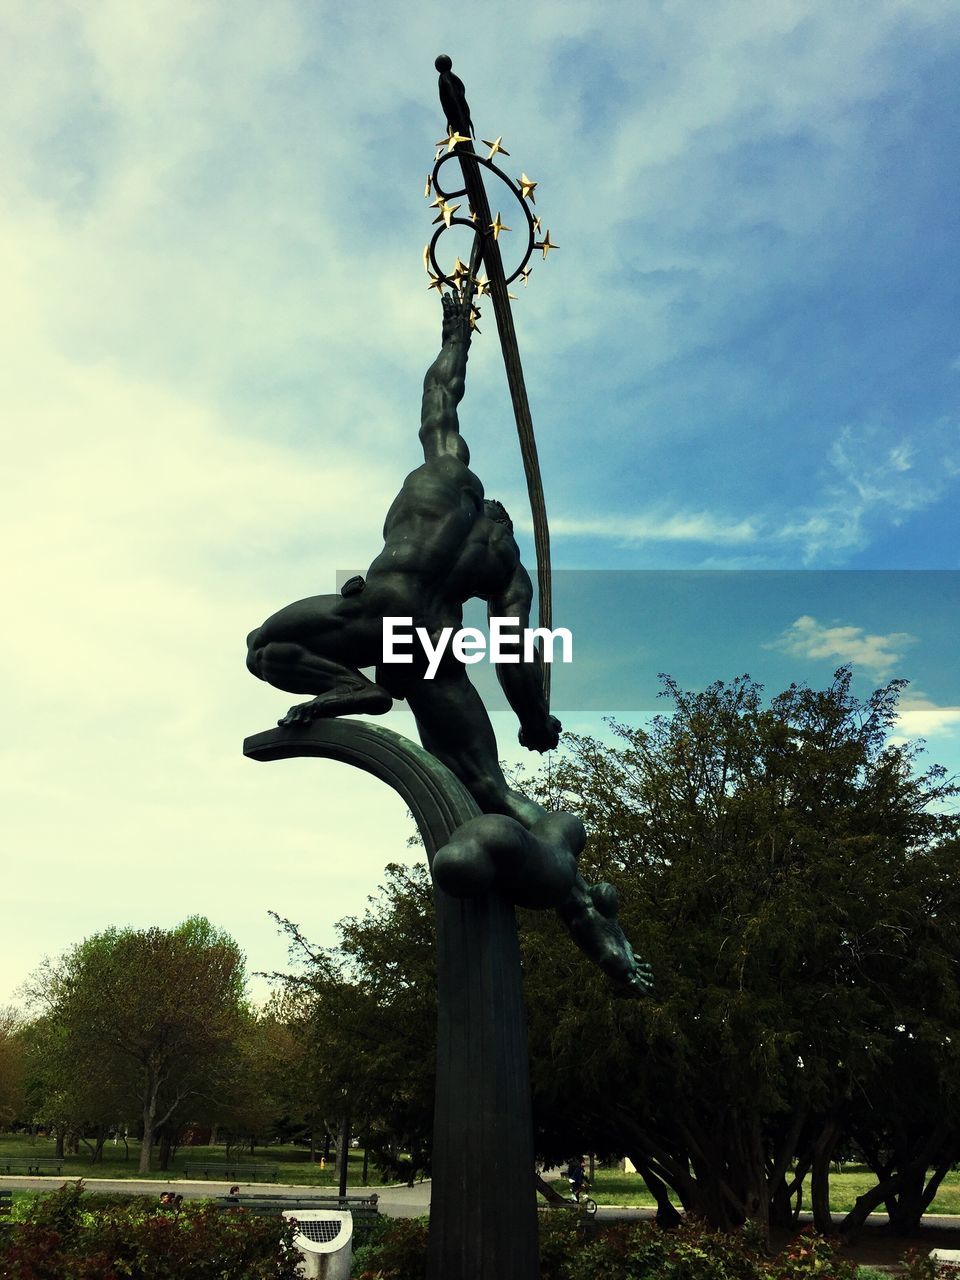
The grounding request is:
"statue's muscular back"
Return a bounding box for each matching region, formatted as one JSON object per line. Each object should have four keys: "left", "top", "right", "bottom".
{"left": 365, "top": 453, "right": 520, "bottom": 626}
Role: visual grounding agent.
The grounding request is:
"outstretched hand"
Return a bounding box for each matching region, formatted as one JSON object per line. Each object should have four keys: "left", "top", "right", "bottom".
{"left": 441, "top": 289, "right": 471, "bottom": 344}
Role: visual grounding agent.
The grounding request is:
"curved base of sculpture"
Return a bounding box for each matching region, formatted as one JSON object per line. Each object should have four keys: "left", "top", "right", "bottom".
{"left": 244, "top": 718, "right": 540, "bottom": 1280}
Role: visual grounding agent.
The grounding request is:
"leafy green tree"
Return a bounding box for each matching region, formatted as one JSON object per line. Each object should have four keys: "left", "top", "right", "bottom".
{"left": 518, "top": 669, "right": 959, "bottom": 1236}
{"left": 0, "top": 1008, "right": 26, "bottom": 1126}
{"left": 27, "top": 917, "right": 247, "bottom": 1171}
{"left": 210, "top": 998, "right": 302, "bottom": 1156}
{"left": 21, "top": 1011, "right": 132, "bottom": 1160}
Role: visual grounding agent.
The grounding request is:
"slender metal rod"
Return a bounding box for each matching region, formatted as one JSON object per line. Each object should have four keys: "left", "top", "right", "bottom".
{"left": 437, "top": 60, "right": 553, "bottom": 707}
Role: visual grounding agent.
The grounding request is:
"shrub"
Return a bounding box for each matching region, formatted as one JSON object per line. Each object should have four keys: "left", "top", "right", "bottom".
{"left": 351, "top": 1215, "right": 429, "bottom": 1279}
{"left": 0, "top": 1181, "right": 304, "bottom": 1280}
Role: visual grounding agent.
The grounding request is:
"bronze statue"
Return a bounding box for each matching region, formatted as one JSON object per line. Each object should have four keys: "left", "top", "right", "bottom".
{"left": 247, "top": 292, "right": 651, "bottom": 995}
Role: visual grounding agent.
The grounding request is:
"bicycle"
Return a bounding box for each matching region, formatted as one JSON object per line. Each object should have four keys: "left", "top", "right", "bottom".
{"left": 567, "top": 1176, "right": 597, "bottom": 1215}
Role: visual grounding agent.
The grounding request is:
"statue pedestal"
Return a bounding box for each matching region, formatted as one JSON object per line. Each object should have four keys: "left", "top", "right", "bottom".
{"left": 244, "top": 720, "right": 539, "bottom": 1280}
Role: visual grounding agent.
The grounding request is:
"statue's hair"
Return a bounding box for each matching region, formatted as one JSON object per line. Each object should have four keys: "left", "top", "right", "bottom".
{"left": 484, "top": 499, "right": 513, "bottom": 531}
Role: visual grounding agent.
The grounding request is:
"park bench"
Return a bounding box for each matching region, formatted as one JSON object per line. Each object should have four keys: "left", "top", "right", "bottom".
{"left": 182, "top": 1161, "right": 278, "bottom": 1182}
{"left": 0, "top": 1157, "right": 64, "bottom": 1176}
{"left": 0, "top": 1189, "right": 12, "bottom": 1216}
{"left": 214, "top": 1192, "right": 379, "bottom": 1221}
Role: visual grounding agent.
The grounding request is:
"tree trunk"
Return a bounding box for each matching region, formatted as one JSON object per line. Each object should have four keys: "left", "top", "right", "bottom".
{"left": 337, "top": 1111, "right": 351, "bottom": 1198}
{"left": 840, "top": 1136, "right": 945, "bottom": 1240}
{"left": 810, "top": 1122, "right": 839, "bottom": 1235}
{"left": 323, "top": 1130, "right": 332, "bottom": 1163}
{"left": 55, "top": 1127, "right": 65, "bottom": 1159}
{"left": 362, "top": 1141, "right": 370, "bottom": 1187}
{"left": 535, "top": 1173, "right": 570, "bottom": 1206}
{"left": 140, "top": 1079, "right": 157, "bottom": 1173}
{"left": 769, "top": 1179, "right": 794, "bottom": 1229}
{"left": 740, "top": 1117, "right": 770, "bottom": 1240}
{"left": 634, "top": 1157, "right": 682, "bottom": 1228}
{"left": 616, "top": 1114, "right": 702, "bottom": 1218}
{"left": 769, "top": 1107, "right": 808, "bottom": 1229}
{"left": 158, "top": 1124, "right": 173, "bottom": 1171}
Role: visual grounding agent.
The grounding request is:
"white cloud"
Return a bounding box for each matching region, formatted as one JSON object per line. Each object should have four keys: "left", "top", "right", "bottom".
{"left": 776, "top": 423, "right": 959, "bottom": 562}
{"left": 891, "top": 695, "right": 960, "bottom": 741}
{"left": 548, "top": 509, "right": 759, "bottom": 545}
{"left": 766, "top": 615, "right": 916, "bottom": 678}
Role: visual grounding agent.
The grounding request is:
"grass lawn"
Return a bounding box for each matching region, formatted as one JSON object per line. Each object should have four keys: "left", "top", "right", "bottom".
{"left": 0, "top": 1133, "right": 394, "bottom": 1187}
{"left": 546, "top": 1166, "right": 960, "bottom": 1215}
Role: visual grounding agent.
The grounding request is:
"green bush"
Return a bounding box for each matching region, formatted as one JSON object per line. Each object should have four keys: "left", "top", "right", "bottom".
{"left": 350, "top": 1215, "right": 872, "bottom": 1280}
{"left": 351, "top": 1215, "right": 429, "bottom": 1279}
{"left": 0, "top": 1181, "right": 303, "bottom": 1280}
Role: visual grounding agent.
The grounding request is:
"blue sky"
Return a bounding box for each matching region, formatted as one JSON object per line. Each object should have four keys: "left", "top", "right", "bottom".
{"left": 2, "top": 0, "right": 958, "bottom": 1004}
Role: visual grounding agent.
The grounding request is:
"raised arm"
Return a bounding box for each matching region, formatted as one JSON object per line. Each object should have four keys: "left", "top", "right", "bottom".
{"left": 419, "top": 292, "right": 472, "bottom": 464}
{"left": 488, "top": 562, "right": 561, "bottom": 752}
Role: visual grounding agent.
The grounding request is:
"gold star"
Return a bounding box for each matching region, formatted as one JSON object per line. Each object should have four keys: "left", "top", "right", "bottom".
{"left": 469, "top": 306, "right": 482, "bottom": 333}
{"left": 422, "top": 245, "right": 431, "bottom": 273}
{"left": 482, "top": 135, "right": 510, "bottom": 160}
{"left": 432, "top": 200, "right": 461, "bottom": 227}
{"left": 469, "top": 210, "right": 478, "bottom": 223}
{"left": 489, "top": 211, "right": 511, "bottom": 241}
{"left": 473, "top": 273, "right": 491, "bottom": 297}
{"left": 532, "top": 215, "right": 542, "bottom": 235}
{"left": 535, "top": 230, "right": 558, "bottom": 259}
{"left": 436, "top": 128, "right": 471, "bottom": 153}
{"left": 517, "top": 173, "right": 537, "bottom": 203}
{"left": 451, "top": 257, "right": 470, "bottom": 280}
{"left": 434, "top": 149, "right": 443, "bottom": 163}
{"left": 520, "top": 266, "right": 532, "bottom": 286}
{"left": 424, "top": 174, "right": 433, "bottom": 198}
{"left": 427, "top": 272, "right": 446, "bottom": 294}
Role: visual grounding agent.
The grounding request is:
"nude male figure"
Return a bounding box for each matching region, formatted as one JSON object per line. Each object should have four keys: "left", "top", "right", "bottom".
{"left": 247, "top": 292, "right": 557, "bottom": 829}
{"left": 247, "top": 293, "right": 652, "bottom": 993}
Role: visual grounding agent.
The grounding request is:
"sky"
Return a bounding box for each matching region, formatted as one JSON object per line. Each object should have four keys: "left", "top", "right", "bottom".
{"left": 2, "top": 0, "right": 958, "bottom": 1006}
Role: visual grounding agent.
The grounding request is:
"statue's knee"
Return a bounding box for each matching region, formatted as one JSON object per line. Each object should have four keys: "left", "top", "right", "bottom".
{"left": 255, "top": 640, "right": 303, "bottom": 683}
{"left": 246, "top": 629, "right": 263, "bottom": 677}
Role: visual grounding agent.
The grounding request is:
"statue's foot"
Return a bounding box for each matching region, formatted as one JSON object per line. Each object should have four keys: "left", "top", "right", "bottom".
{"left": 559, "top": 880, "right": 655, "bottom": 997}
{"left": 279, "top": 682, "right": 392, "bottom": 726}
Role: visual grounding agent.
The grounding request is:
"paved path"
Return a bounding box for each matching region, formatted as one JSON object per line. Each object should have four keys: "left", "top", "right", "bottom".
{"left": 0, "top": 1174, "right": 432, "bottom": 1218}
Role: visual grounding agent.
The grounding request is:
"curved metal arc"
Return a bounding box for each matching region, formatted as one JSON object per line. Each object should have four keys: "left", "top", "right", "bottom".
{"left": 427, "top": 219, "right": 535, "bottom": 291}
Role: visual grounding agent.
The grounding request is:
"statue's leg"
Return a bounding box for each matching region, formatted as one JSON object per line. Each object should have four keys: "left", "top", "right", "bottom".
{"left": 406, "top": 672, "right": 544, "bottom": 827}
{"left": 246, "top": 594, "right": 391, "bottom": 722}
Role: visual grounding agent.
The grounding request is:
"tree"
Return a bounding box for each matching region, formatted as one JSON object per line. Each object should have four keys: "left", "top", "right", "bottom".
{"left": 0, "top": 1008, "right": 26, "bottom": 1126}
{"left": 27, "top": 917, "right": 247, "bottom": 1171}
{"left": 21, "top": 1009, "right": 132, "bottom": 1160}
{"left": 517, "top": 669, "right": 960, "bottom": 1237}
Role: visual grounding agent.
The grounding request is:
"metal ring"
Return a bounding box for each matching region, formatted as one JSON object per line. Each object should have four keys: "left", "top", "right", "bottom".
{"left": 427, "top": 151, "right": 536, "bottom": 287}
